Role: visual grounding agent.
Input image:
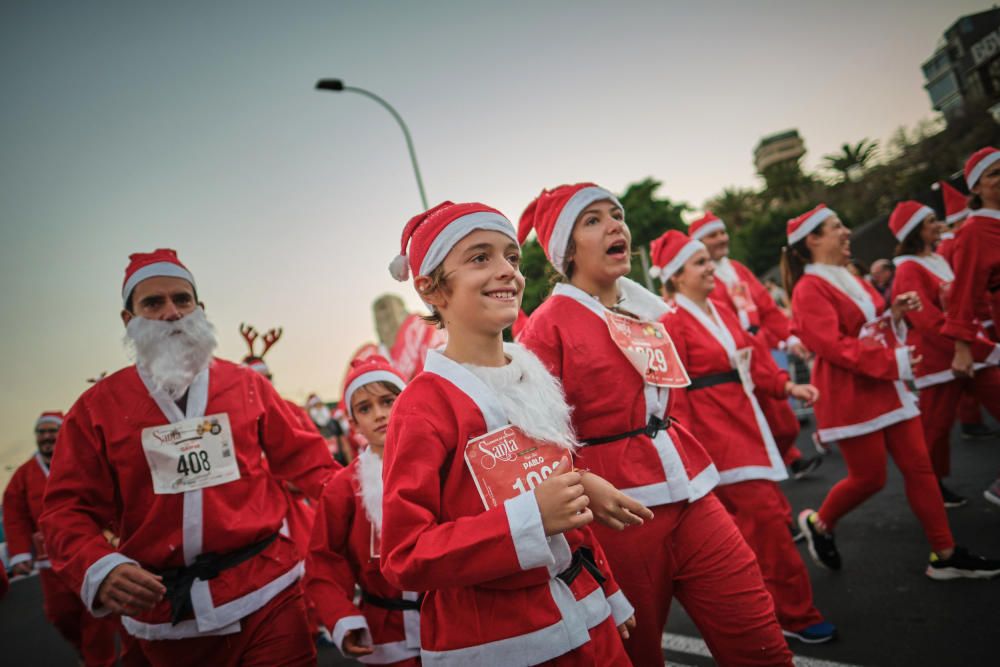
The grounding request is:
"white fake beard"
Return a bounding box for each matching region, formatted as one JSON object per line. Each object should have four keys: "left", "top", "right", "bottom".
{"left": 309, "top": 406, "right": 332, "bottom": 427}
{"left": 356, "top": 447, "right": 383, "bottom": 534}
{"left": 125, "top": 307, "right": 218, "bottom": 400}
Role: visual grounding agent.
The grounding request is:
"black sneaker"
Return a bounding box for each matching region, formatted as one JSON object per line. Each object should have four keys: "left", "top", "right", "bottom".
{"left": 798, "top": 510, "right": 841, "bottom": 571}
{"left": 789, "top": 522, "right": 805, "bottom": 543}
{"left": 938, "top": 480, "right": 967, "bottom": 508}
{"left": 790, "top": 455, "right": 823, "bottom": 480}
{"left": 926, "top": 547, "right": 1000, "bottom": 580}
{"left": 960, "top": 423, "right": 996, "bottom": 440}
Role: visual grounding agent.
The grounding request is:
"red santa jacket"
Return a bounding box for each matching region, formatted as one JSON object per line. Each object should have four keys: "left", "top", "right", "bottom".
{"left": 791, "top": 266, "right": 919, "bottom": 443}
{"left": 943, "top": 210, "right": 1000, "bottom": 341}
{"left": 519, "top": 280, "right": 719, "bottom": 508}
{"left": 381, "top": 347, "right": 631, "bottom": 666}
{"left": 40, "top": 358, "right": 336, "bottom": 640}
{"left": 664, "top": 295, "right": 789, "bottom": 485}
{"left": 711, "top": 257, "right": 796, "bottom": 350}
{"left": 3, "top": 453, "right": 52, "bottom": 570}
{"left": 305, "top": 451, "right": 420, "bottom": 665}
{"left": 892, "top": 255, "right": 1000, "bottom": 388}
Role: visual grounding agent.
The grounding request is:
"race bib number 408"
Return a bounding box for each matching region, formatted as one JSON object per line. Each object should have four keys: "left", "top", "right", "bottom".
{"left": 464, "top": 426, "right": 568, "bottom": 510}
{"left": 141, "top": 414, "right": 242, "bottom": 494}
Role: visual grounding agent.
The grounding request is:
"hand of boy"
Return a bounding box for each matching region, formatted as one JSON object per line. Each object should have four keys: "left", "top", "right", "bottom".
{"left": 534, "top": 457, "right": 593, "bottom": 536}
{"left": 579, "top": 472, "right": 654, "bottom": 530}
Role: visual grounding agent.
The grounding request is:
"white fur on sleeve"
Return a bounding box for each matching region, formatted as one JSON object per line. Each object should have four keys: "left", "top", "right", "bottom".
{"left": 331, "top": 615, "right": 371, "bottom": 656}
{"left": 606, "top": 589, "right": 635, "bottom": 625}
{"left": 504, "top": 491, "right": 554, "bottom": 571}
{"left": 81, "top": 552, "right": 140, "bottom": 616}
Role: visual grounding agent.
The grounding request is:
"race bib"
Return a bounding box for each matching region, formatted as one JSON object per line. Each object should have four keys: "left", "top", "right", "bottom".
{"left": 859, "top": 317, "right": 894, "bottom": 350}
{"left": 734, "top": 347, "right": 755, "bottom": 393}
{"left": 604, "top": 311, "right": 690, "bottom": 387}
{"left": 728, "top": 281, "right": 758, "bottom": 313}
{"left": 141, "top": 414, "right": 241, "bottom": 494}
{"left": 464, "top": 426, "right": 568, "bottom": 510}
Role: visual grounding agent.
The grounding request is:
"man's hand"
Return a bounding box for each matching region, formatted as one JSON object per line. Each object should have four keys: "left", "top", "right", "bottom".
{"left": 618, "top": 615, "right": 637, "bottom": 640}
{"left": 96, "top": 563, "right": 166, "bottom": 616}
{"left": 11, "top": 561, "right": 33, "bottom": 576}
{"left": 787, "top": 341, "right": 811, "bottom": 360}
{"left": 579, "top": 472, "right": 654, "bottom": 531}
{"left": 786, "top": 383, "right": 819, "bottom": 407}
{"left": 952, "top": 340, "right": 974, "bottom": 378}
{"left": 342, "top": 628, "right": 374, "bottom": 657}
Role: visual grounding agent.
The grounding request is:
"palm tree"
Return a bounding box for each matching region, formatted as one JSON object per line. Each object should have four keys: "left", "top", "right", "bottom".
{"left": 823, "top": 139, "right": 879, "bottom": 183}
{"left": 705, "top": 187, "right": 759, "bottom": 229}
{"left": 761, "top": 161, "right": 812, "bottom": 203}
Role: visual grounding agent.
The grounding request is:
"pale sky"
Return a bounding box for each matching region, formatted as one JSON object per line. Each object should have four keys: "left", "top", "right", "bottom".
{"left": 0, "top": 1, "right": 984, "bottom": 483}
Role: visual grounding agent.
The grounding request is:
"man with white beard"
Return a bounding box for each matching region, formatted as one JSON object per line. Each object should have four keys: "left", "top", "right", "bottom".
{"left": 40, "top": 249, "right": 337, "bottom": 666}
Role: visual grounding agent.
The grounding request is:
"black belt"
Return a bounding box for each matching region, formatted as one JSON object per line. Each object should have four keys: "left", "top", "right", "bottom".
{"left": 557, "top": 548, "right": 606, "bottom": 587}
{"left": 159, "top": 532, "right": 278, "bottom": 625}
{"left": 580, "top": 415, "right": 673, "bottom": 447}
{"left": 687, "top": 369, "right": 741, "bottom": 391}
{"left": 747, "top": 325, "right": 760, "bottom": 335}
{"left": 361, "top": 590, "right": 423, "bottom": 611}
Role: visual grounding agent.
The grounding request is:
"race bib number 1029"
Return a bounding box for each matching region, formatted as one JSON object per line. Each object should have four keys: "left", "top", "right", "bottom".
{"left": 141, "top": 413, "right": 241, "bottom": 494}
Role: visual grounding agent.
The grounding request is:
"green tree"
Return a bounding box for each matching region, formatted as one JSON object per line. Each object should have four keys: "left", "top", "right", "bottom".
{"left": 760, "top": 160, "right": 813, "bottom": 203}
{"left": 823, "top": 139, "right": 879, "bottom": 183}
{"left": 705, "top": 187, "right": 759, "bottom": 229}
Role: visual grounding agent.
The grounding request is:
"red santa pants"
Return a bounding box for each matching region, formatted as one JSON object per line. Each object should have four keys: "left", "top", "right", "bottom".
{"left": 594, "top": 493, "right": 793, "bottom": 667}
{"left": 39, "top": 569, "right": 118, "bottom": 667}
{"left": 816, "top": 417, "right": 954, "bottom": 553}
{"left": 958, "top": 391, "right": 983, "bottom": 425}
{"left": 541, "top": 614, "right": 631, "bottom": 666}
{"left": 134, "top": 582, "right": 315, "bottom": 667}
{"left": 920, "top": 370, "right": 1000, "bottom": 478}
{"left": 714, "top": 481, "right": 824, "bottom": 632}
{"left": 756, "top": 390, "right": 802, "bottom": 465}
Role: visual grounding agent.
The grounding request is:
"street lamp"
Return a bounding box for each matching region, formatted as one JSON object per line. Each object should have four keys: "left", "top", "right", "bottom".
{"left": 315, "top": 78, "right": 429, "bottom": 210}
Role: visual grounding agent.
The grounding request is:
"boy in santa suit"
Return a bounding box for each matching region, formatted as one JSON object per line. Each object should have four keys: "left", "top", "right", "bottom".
{"left": 945, "top": 147, "right": 1000, "bottom": 506}
{"left": 3, "top": 411, "right": 118, "bottom": 666}
{"left": 688, "top": 212, "right": 822, "bottom": 480}
{"left": 40, "top": 249, "right": 337, "bottom": 666}
{"left": 650, "top": 230, "right": 835, "bottom": 644}
{"left": 305, "top": 356, "right": 420, "bottom": 665}
{"left": 382, "top": 201, "right": 650, "bottom": 666}
{"left": 888, "top": 201, "right": 1000, "bottom": 507}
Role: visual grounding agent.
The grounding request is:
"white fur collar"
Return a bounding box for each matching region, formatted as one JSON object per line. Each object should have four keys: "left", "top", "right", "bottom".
{"left": 714, "top": 257, "right": 738, "bottom": 286}
{"left": 805, "top": 263, "right": 876, "bottom": 321}
{"left": 617, "top": 276, "right": 670, "bottom": 321}
{"left": 893, "top": 254, "right": 954, "bottom": 283}
{"left": 356, "top": 447, "right": 383, "bottom": 535}
{"left": 463, "top": 343, "right": 576, "bottom": 450}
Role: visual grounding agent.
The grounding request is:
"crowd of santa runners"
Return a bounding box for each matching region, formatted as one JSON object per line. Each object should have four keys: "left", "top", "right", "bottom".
{"left": 3, "top": 146, "right": 1000, "bottom": 667}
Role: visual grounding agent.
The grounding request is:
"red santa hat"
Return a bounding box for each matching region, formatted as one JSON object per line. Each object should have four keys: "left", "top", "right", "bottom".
{"left": 787, "top": 204, "right": 836, "bottom": 245}
{"left": 688, "top": 211, "right": 726, "bottom": 241}
{"left": 888, "top": 201, "right": 935, "bottom": 242}
{"left": 648, "top": 230, "right": 706, "bottom": 280}
{"left": 122, "top": 248, "right": 196, "bottom": 307}
{"left": 965, "top": 147, "right": 1000, "bottom": 190}
{"left": 518, "top": 183, "right": 623, "bottom": 274}
{"left": 35, "top": 411, "right": 64, "bottom": 428}
{"left": 341, "top": 355, "right": 407, "bottom": 418}
{"left": 389, "top": 202, "right": 517, "bottom": 281}
{"left": 937, "top": 181, "right": 970, "bottom": 225}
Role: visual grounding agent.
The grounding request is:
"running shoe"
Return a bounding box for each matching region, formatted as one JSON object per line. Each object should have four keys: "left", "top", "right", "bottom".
{"left": 984, "top": 478, "right": 1000, "bottom": 508}
{"left": 798, "top": 510, "right": 841, "bottom": 571}
{"left": 938, "top": 480, "right": 967, "bottom": 509}
{"left": 960, "top": 422, "right": 996, "bottom": 440}
{"left": 812, "top": 431, "right": 832, "bottom": 455}
{"left": 790, "top": 455, "right": 823, "bottom": 480}
{"left": 926, "top": 547, "right": 1000, "bottom": 580}
{"left": 783, "top": 621, "right": 837, "bottom": 644}
{"left": 789, "top": 522, "right": 805, "bottom": 543}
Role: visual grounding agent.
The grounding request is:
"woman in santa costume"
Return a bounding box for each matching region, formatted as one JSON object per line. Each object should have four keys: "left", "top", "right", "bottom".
{"left": 888, "top": 200, "right": 1000, "bottom": 507}
{"left": 381, "top": 201, "right": 649, "bottom": 666}
{"left": 781, "top": 204, "right": 1000, "bottom": 580}
{"left": 649, "top": 229, "right": 834, "bottom": 644}
{"left": 945, "top": 147, "right": 1000, "bottom": 506}
{"left": 305, "top": 356, "right": 420, "bottom": 665}
{"left": 517, "top": 183, "right": 793, "bottom": 667}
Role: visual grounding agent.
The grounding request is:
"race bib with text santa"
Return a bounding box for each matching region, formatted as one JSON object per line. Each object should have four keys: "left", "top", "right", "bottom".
{"left": 728, "top": 281, "right": 758, "bottom": 314}
{"left": 464, "top": 426, "right": 569, "bottom": 510}
{"left": 859, "top": 316, "right": 896, "bottom": 350}
{"left": 603, "top": 311, "right": 691, "bottom": 387}
{"left": 141, "top": 414, "right": 241, "bottom": 494}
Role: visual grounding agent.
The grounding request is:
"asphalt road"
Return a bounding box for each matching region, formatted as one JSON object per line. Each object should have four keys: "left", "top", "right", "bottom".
{"left": 3, "top": 418, "right": 997, "bottom": 666}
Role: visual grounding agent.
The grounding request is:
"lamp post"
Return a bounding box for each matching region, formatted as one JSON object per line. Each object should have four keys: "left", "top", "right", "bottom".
{"left": 315, "top": 78, "right": 429, "bottom": 210}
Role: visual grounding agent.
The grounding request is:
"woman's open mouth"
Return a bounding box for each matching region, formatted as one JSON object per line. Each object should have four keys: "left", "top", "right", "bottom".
{"left": 606, "top": 239, "right": 629, "bottom": 259}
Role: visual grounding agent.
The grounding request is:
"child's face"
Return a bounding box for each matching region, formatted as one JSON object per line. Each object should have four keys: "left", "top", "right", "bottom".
{"left": 423, "top": 229, "right": 524, "bottom": 334}
{"left": 349, "top": 383, "right": 398, "bottom": 450}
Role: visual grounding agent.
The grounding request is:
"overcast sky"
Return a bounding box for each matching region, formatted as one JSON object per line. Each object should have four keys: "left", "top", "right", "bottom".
{"left": 0, "top": 1, "right": 985, "bottom": 482}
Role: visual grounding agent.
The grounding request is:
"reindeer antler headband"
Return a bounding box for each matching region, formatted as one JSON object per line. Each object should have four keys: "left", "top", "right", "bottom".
{"left": 239, "top": 323, "right": 283, "bottom": 362}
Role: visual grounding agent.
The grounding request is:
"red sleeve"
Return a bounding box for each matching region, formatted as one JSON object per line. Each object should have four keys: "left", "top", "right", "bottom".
{"left": 659, "top": 315, "right": 693, "bottom": 429}
{"left": 519, "top": 315, "right": 565, "bottom": 379}
{"left": 2, "top": 467, "right": 37, "bottom": 562}
{"left": 381, "top": 407, "right": 551, "bottom": 592}
{"left": 258, "top": 377, "right": 338, "bottom": 500}
{"left": 747, "top": 271, "right": 792, "bottom": 345}
{"left": 944, "top": 226, "right": 990, "bottom": 341}
{"left": 746, "top": 331, "right": 790, "bottom": 398}
{"left": 791, "top": 281, "right": 904, "bottom": 381}
{"left": 304, "top": 471, "right": 364, "bottom": 632}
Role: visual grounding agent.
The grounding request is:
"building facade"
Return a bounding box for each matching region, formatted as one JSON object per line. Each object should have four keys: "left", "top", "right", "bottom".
{"left": 923, "top": 8, "right": 1000, "bottom": 119}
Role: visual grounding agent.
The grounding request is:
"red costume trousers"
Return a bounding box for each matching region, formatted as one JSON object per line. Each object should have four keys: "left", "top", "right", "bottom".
{"left": 134, "top": 583, "right": 315, "bottom": 667}
{"left": 594, "top": 493, "right": 793, "bottom": 667}
{"left": 39, "top": 569, "right": 118, "bottom": 667}
{"left": 920, "top": 370, "right": 1000, "bottom": 477}
{"left": 714, "top": 481, "right": 824, "bottom": 632}
{"left": 958, "top": 391, "right": 983, "bottom": 425}
{"left": 541, "top": 615, "right": 631, "bottom": 666}
{"left": 816, "top": 417, "right": 954, "bottom": 553}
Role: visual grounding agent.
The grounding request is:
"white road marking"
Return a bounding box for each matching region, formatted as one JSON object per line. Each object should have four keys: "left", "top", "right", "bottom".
{"left": 662, "top": 632, "right": 864, "bottom": 667}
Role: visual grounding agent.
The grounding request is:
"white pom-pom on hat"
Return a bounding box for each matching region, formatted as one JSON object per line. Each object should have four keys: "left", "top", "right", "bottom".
{"left": 388, "top": 254, "right": 410, "bottom": 282}
{"left": 648, "top": 265, "right": 661, "bottom": 279}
